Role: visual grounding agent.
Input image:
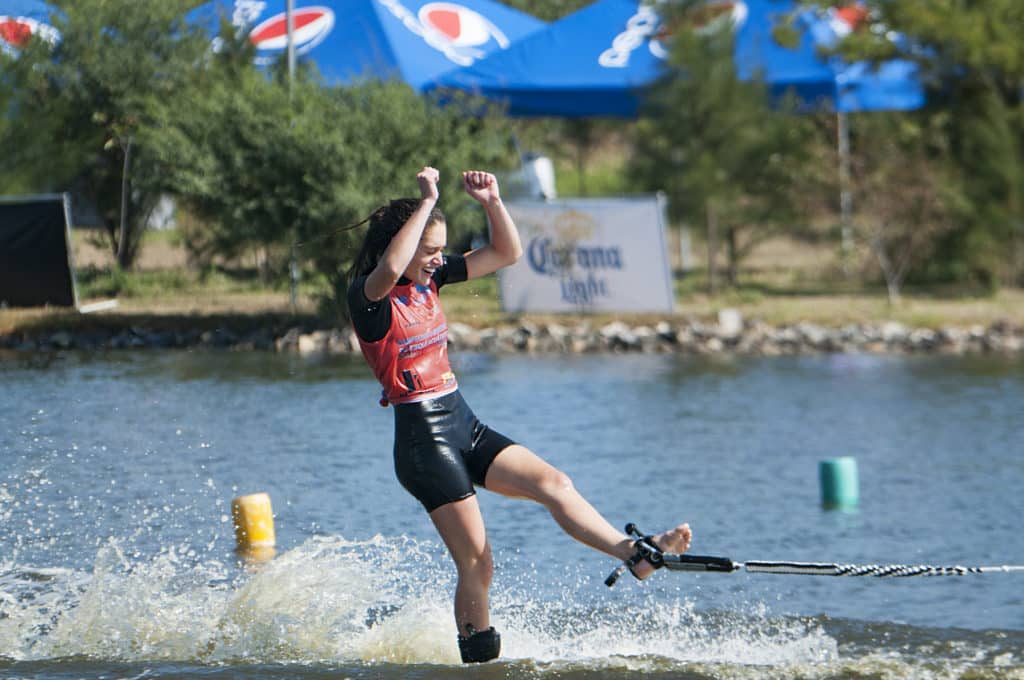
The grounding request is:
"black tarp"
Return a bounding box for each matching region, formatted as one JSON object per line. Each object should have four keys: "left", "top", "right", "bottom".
{"left": 0, "top": 194, "right": 77, "bottom": 307}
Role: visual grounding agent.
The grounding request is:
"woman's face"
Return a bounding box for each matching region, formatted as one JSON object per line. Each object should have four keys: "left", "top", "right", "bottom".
{"left": 403, "top": 220, "right": 447, "bottom": 286}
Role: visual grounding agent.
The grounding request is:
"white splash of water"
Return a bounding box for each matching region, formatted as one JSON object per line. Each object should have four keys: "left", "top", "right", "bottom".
{"left": 493, "top": 586, "right": 837, "bottom": 667}
{"left": 0, "top": 534, "right": 840, "bottom": 670}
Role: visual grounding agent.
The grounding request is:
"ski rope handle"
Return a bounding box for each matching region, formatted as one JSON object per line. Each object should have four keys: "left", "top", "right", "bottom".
{"left": 605, "top": 524, "right": 1024, "bottom": 587}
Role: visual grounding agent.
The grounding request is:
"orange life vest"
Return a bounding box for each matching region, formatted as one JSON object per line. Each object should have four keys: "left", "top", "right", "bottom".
{"left": 357, "top": 279, "right": 458, "bottom": 406}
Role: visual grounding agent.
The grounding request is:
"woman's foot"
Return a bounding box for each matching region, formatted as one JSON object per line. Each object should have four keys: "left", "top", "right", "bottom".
{"left": 629, "top": 523, "right": 692, "bottom": 580}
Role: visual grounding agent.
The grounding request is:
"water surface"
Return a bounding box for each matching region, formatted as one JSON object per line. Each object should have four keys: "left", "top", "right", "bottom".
{"left": 1, "top": 350, "right": 1022, "bottom": 678}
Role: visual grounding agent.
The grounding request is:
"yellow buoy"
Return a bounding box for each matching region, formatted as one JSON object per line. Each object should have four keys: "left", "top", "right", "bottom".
{"left": 231, "top": 492, "right": 276, "bottom": 562}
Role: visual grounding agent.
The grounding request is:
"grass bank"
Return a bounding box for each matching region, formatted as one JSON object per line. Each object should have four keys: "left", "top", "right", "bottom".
{"left": 2, "top": 230, "right": 1021, "bottom": 337}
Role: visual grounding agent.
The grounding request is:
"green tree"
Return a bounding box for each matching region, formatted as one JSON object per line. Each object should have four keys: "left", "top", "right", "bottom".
{"left": 145, "top": 54, "right": 512, "bottom": 321}
{"left": 0, "top": 0, "right": 212, "bottom": 269}
{"left": 828, "top": 1, "right": 1024, "bottom": 288}
{"left": 845, "top": 111, "right": 959, "bottom": 304}
{"left": 629, "top": 2, "right": 816, "bottom": 291}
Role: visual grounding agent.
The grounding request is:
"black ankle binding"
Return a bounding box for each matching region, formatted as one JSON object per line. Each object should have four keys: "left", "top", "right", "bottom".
{"left": 605, "top": 523, "right": 668, "bottom": 587}
{"left": 458, "top": 626, "right": 501, "bottom": 663}
{"left": 626, "top": 533, "right": 666, "bottom": 579}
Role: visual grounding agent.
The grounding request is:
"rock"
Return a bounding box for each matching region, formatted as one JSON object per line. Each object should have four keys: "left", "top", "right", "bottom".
{"left": 545, "top": 323, "right": 571, "bottom": 352}
{"left": 599, "top": 321, "right": 630, "bottom": 340}
{"left": 630, "top": 325, "right": 659, "bottom": 352}
{"left": 797, "top": 322, "right": 829, "bottom": 350}
{"left": 6, "top": 316, "right": 1023, "bottom": 357}
{"left": 704, "top": 337, "right": 724, "bottom": 353}
{"left": 880, "top": 321, "right": 908, "bottom": 344}
{"left": 200, "top": 328, "right": 237, "bottom": 348}
{"left": 447, "top": 322, "right": 474, "bottom": 349}
{"left": 717, "top": 308, "right": 743, "bottom": 339}
{"left": 275, "top": 327, "right": 302, "bottom": 352}
{"left": 989, "top": 319, "right": 1013, "bottom": 335}
{"left": 908, "top": 328, "right": 938, "bottom": 351}
{"left": 775, "top": 326, "right": 801, "bottom": 347}
{"left": 478, "top": 328, "right": 498, "bottom": 352}
{"left": 50, "top": 331, "right": 73, "bottom": 349}
{"left": 598, "top": 321, "right": 638, "bottom": 351}
{"left": 655, "top": 321, "right": 676, "bottom": 344}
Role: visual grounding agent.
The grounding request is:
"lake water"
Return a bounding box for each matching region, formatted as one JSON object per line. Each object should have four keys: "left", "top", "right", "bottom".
{"left": 1, "top": 349, "right": 1022, "bottom": 679}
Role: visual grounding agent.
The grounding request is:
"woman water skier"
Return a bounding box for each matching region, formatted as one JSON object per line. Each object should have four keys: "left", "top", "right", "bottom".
{"left": 346, "top": 166, "right": 693, "bottom": 663}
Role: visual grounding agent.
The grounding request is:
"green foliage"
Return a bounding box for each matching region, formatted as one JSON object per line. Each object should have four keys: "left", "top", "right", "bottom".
{"left": 818, "top": 0, "right": 1024, "bottom": 288}
{"left": 556, "top": 156, "right": 638, "bottom": 198}
{"left": 948, "top": 86, "right": 1021, "bottom": 287}
{"left": 844, "top": 110, "right": 959, "bottom": 301}
{"left": 4, "top": 0, "right": 1022, "bottom": 307}
{"left": 545, "top": 120, "right": 640, "bottom": 197}
{"left": 628, "top": 1, "right": 817, "bottom": 288}
{"left": 144, "top": 52, "right": 514, "bottom": 322}
{"left": 76, "top": 266, "right": 196, "bottom": 299}
{"left": 872, "top": 2, "right": 1024, "bottom": 92}
{"left": 0, "top": 0, "right": 211, "bottom": 269}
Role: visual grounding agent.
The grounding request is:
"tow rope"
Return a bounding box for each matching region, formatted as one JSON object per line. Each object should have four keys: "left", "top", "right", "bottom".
{"left": 605, "top": 524, "right": 1024, "bottom": 587}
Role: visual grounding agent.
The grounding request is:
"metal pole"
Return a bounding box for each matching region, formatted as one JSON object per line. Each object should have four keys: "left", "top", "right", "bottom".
{"left": 118, "top": 138, "right": 132, "bottom": 269}
{"left": 289, "top": 244, "right": 299, "bottom": 314}
{"left": 287, "top": 0, "right": 297, "bottom": 313}
{"left": 838, "top": 112, "right": 853, "bottom": 276}
{"left": 286, "top": 0, "right": 296, "bottom": 88}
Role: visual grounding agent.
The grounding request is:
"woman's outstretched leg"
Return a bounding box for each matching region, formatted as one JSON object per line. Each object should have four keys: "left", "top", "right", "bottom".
{"left": 484, "top": 445, "right": 692, "bottom": 579}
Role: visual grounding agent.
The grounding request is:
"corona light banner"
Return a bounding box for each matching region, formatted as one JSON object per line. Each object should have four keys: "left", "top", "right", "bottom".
{"left": 499, "top": 196, "right": 674, "bottom": 313}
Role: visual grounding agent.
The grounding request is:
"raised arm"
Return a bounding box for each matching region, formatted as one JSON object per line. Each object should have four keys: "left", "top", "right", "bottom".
{"left": 462, "top": 171, "right": 523, "bottom": 280}
{"left": 363, "top": 167, "right": 440, "bottom": 301}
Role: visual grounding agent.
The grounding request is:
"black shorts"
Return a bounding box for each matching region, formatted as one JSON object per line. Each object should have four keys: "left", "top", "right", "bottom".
{"left": 393, "top": 390, "right": 515, "bottom": 513}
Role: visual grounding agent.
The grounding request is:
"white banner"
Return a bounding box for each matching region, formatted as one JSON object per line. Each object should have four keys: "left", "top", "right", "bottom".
{"left": 499, "top": 196, "right": 675, "bottom": 313}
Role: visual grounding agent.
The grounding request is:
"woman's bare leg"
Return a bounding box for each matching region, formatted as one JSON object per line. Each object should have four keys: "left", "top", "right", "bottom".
{"left": 429, "top": 495, "right": 493, "bottom": 636}
{"left": 484, "top": 445, "right": 691, "bottom": 579}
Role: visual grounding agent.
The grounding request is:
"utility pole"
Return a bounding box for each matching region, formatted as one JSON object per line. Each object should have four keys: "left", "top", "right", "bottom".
{"left": 286, "top": 0, "right": 296, "bottom": 90}
{"left": 287, "top": 0, "right": 298, "bottom": 313}
{"left": 838, "top": 112, "right": 853, "bottom": 278}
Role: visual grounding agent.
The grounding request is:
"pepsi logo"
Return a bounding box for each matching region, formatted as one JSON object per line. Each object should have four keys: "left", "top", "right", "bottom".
{"left": 377, "top": 0, "right": 510, "bottom": 66}
{"left": 598, "top": 5, "right": 660, "bottom": 68}
{"left": 648, "top": 1, "right": 747, "bottom": 61}
{"left": 827, "top": 4, "right": 870, "bottom": 37}
{"left": 418, "top": 2, "right": 507, "bottom": 49}
{"left": 601, "top": 2, "right": 748, "bottom": 68}
{"left": 0, "top": 16, "right": 59, "bottom": 50}
{"left": 248, "top": 6, "right": 334, "bottom": 54}
{"left": 0, "top": 17, "right": 32, "bottom": 47}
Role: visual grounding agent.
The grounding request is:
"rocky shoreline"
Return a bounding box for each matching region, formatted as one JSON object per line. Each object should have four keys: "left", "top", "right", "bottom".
{"left": 2, "top": 311, "right": 1022, "bottom": 356}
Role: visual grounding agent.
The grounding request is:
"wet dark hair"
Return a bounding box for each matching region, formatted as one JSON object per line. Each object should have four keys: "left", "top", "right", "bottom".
{"left": 347, "top": 198, "right": 447, "bottom": 280}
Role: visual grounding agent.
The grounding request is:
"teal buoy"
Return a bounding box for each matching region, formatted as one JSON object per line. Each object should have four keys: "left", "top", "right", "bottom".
{"left": 819, "top": 457, "right": 859, "bottom": 509}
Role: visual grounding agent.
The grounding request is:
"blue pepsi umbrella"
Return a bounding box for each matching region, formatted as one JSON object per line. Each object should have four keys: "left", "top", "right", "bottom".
{"left": 0, "top": 0, "right": 48, "bottom": 19}
{"left": 193, "top": 0, "right": 546, "bottom": 92}
{"left": 2, "top": 0, "right": 545, "bottom": 92}
{"left": 425, "top": 0, "right": 924, "bottom": 117}
{"left": 736, "top": 1, "right": 924, "bottom": 113}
